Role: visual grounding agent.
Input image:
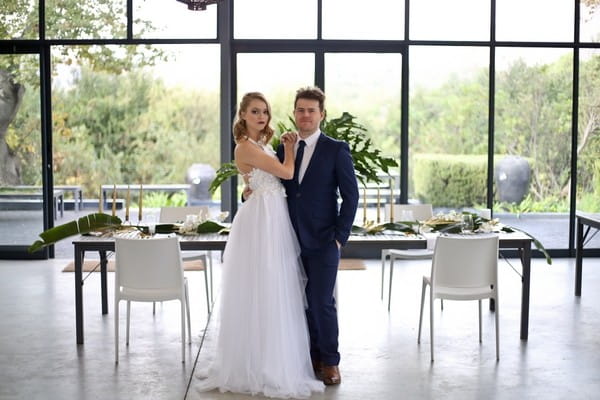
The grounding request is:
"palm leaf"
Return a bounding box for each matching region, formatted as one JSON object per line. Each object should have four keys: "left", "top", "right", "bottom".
{"left": 28, "top": 213, "right": 122, "bottom": 253}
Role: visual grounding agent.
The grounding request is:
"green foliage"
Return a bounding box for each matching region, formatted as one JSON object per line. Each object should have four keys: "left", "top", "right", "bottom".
{"left": 209, "top": 162, "right": 238, "bottom": 195}
{"left": 413, "top": 154, "right": 488, "bottom": 208}
{"left": 278, "top": 112, "right": 399, "bottom": 186}
{"left": 494, "top": 194, "right": 570, "bottom": 214}
{"left": 137, "top": 192, "right": 187, "bottom": 208}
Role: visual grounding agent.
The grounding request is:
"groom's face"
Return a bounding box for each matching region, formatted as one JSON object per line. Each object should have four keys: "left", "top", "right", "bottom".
{"left": 294, "top": 98, "right": 324, "bottom": 138}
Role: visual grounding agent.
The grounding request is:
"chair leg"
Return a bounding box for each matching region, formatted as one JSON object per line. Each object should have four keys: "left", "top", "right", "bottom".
{"left": 441, "top": 299, "right": 444, "bottom": 311}
{"left": 181, "top": 299, "right": 186, "bottom": 363}
{"left": 208, "top": 251, "right": 214, "bottom": 304}
{"left": 478, "top": 299, "right": 482, "bottom": 343}
{"left": 388, "top": 257, "right": 395, "bottom": 311}
{"left": 203, "top": 256, "right": 211, "bottom": 314}
{"left": 185, "top": 280, "right": 192, "bottom": 344}
{"left": 380, "top": 250, "right": 387, "bottom": 300}
{"left": 115, "top": 299, "right": 119, "bottom": 364}
{"left": 430, "top": 293, "right": 435, "bottom": 362}
{"left": 418, "top": 279, "right": 427, "bottom": 343}
{"left": 495, "top": 296, "right": 500, "bottom": 361}
{"left": 126, "top": 300, "right": 131, "bottom": 346}
{"left": 152, "top": 301, "right": 155, "bottom": 315}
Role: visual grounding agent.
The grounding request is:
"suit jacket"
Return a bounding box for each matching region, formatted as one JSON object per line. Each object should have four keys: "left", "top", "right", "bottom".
{"left": 277, "top": 133, "right": 359, "bottom": 250}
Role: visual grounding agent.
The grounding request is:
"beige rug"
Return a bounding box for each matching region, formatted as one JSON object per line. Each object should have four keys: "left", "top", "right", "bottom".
{"left": 62, "top": 259, "right": 205, "bottom": 272}
{"left": 62, "top": 258, "right": 365, "bottom": 272}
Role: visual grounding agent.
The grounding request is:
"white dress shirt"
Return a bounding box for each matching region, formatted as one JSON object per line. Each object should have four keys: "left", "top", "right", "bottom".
{"left": 296, "top": 130, "right": 320, "bottom": 183}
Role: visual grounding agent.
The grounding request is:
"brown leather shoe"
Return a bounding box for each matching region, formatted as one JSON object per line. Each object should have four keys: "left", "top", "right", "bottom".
{"left": 312, "top": 359, "right": 323, "bottom": 379}
{"left": 321, "top": 365, "right": 341, "bottom": 385}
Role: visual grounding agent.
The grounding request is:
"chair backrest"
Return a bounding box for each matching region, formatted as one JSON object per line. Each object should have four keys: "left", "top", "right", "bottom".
{"left": 115, "top": 237, "right": 184, "bottom": 291}
{"left": 431, "top": 234, "right": 499, "bottom": 289}
{"left": 384, "top": 204, "right": 433, "bottom": 222}
{"left": 159, "top": 206, "right": 209, "bottom": 223}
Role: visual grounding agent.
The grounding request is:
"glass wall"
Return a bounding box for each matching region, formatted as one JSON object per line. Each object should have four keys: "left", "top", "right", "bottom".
{"left": 0, "top": 54, "right": 43, "bottom": 248}
{"left": 409, "top": 46, "right": 489, "bottom": 212}
{"left": 495, "top": 47, "right": 573, "bottom": 249}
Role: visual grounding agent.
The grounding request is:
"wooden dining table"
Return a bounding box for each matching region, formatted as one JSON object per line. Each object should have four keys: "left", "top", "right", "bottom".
{"left": 71, "top": 231, "right": 533, "bottom": 344}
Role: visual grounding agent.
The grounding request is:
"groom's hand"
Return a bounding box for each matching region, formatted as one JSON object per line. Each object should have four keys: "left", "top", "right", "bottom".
{"left": 242, "top": 186, "right": 253, "bottom": 201}
{"left": 336, "top": 240, "right": 341, "bottom": 250}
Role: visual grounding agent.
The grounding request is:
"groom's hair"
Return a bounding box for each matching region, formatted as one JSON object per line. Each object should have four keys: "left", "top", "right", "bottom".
{"left": 294, "top": 86, "right": 325, "bottom": 112}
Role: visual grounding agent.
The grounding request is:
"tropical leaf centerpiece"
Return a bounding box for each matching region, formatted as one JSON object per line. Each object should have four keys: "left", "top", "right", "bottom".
{"left": 28, "top": 212, "right": 229, "bottom": 253}
{"left": 351, "top": 210, "right": 552, "bottom": 265}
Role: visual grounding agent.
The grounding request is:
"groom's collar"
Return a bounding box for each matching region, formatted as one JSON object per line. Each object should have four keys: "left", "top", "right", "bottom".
{"left": 300, "top": 129, "right": 321, "bottom": 148}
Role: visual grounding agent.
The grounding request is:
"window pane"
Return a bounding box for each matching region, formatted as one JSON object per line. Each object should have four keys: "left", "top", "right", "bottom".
{"left": 409, "top": 46, "right": 489, "bottom": 211}
{"left": 495, "top": 47, "right": 572, "bottom": 250}
{"left": 234, "top": 0, "right": 317, "bottom": 39}
{"left": 581, "top": 2, "right": 600, "bottom": 43}
{"left": 410, "top": 0, "right": 489, "bottom": 41}
{"left": 51, "top": 44, "right": 220, "bottom": 256}
{"left": 326, "top": 53, "right": 402, "bottom": 224}
{"left": 322, "top": 0, "right": 404, "bottom": 40}
{"left": 0, "top": 54, "right": 43, "bottom": 246}
{"left": 576, "top": 49, "right": 600, "bottom": 229}
{"left": 497, "top": 0, "right": 573, "bottom": 42}
{"left": 45, "top": 0, "right": 127, "bottom": 39}
{"left": 133, "top": 0, "right": 217, "bottom": 39}
{"left": 237, "top": 53, "right": 314, "bottom": 125}
{"left": 0, "top": 0, "right": 38, "bottom": 39}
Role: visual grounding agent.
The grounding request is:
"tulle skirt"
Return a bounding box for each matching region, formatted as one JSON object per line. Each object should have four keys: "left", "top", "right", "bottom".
{"left": 195, "top": 190, "right": 324, "bottom": 399}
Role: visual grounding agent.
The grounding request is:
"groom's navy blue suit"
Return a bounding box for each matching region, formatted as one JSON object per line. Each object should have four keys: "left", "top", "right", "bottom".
{"left": 277, "top": 132, "right": 359, "bottom": 366}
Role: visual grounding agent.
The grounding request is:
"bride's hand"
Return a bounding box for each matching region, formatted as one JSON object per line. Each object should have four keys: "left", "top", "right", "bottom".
{"left": 281, "top": 132, "right": 297, "bottom": 148}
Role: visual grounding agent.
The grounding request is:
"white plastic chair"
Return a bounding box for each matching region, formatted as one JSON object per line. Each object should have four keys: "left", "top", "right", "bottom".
{"left": 417, "top": 234, "right": 500, "bottom": 362}
{"left": 114, "top": 237, "right": 191, "bottom": 363}
{"left": 159, "top": 206, "right": 213, "bottom": 314}
{"left": 381, "top": 204, "right": 434, "bottom": 311}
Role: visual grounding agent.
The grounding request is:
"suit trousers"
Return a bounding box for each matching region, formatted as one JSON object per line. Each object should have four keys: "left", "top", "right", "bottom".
{"left": 301, "top": 240, "right": 340, "bottom": 366}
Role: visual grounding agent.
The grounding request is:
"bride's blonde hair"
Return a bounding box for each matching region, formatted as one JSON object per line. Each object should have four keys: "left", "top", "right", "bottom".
{"left": 233, "top": 92, "right": 275, "bottom": 144}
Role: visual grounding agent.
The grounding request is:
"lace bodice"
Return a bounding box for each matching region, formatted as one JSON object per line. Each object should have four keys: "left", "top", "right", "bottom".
{"left": 242, "top": 142, "right": 286, "bottom": 197}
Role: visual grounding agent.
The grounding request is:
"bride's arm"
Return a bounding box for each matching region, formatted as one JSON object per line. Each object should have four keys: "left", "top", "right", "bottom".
{"left": 235, "top": 140, "right": 295, "bottom": 180}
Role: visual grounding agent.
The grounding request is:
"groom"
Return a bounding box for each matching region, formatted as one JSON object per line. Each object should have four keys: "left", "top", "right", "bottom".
{"left": 278, "top": 86, "right": 359, "bottom": 385}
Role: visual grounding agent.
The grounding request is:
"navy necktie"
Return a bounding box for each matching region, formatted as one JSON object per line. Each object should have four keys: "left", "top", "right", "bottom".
{"left": 294, "top": 140, "right": 306, "bottom": 184}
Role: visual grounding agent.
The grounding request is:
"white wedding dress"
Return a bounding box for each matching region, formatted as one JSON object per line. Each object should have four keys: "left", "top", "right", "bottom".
{"left": 195, "top": 142, "right": 324, "bottom": 399}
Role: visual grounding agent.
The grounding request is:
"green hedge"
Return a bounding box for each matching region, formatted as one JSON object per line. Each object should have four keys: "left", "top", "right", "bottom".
{"left": 413, "top": 154, "right": 488, "bottom": 208}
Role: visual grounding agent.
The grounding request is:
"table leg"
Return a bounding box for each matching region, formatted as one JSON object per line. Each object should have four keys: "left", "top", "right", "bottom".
{"left": 575, "top": 219, "right": 584, "bottom": 296}
{"left": 75, "top": 245, "right": 85, "bottom": 344}
{"left": 520, "top": 242, "right": 531, "bottom": 340}
{"left": 100, "top": 251, "right": 108, "bottom": 315}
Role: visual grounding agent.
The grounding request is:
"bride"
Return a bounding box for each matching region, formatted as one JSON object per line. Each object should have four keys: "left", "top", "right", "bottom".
{"left": 195, "top": 92, "right": 325, "bottom": 399}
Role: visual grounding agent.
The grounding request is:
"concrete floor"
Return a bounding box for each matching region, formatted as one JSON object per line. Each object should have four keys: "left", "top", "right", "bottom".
{"left": 1, "top": 256, "right": 599, "bottom": 400}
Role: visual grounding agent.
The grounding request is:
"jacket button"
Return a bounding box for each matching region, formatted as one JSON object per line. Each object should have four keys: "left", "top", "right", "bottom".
{"left": 296, "top": 193, "right": 301, "bottom": 198}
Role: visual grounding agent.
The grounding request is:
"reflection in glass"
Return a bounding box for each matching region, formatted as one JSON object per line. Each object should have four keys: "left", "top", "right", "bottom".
{"left": 0, "top": 1, "right": 39, "bottom": 40}
{"left": 409, "top": 46, "right": 489, "bottom": 210}
{"left": 322, "top": 0, "right": 403, "bottom": 40}
{"left": 237, "top": 53, "right": 314, "bottom": 124}
{"left": 133, "top": 0, "right": 217, "bottom": 39}
{"left": 495, "top": 47, "right": 572, "bottom": 249}
{"left": 0, "top": 54, "right": 43, "bottom": 245}
{"left": 235, "top": 0, "right": 317, "bottom": 39}
{"left": 496, "top": 0, "right": 573, "bottom": 42}
{"left": 410, "top": 0, "right": 489, "bottom": 41}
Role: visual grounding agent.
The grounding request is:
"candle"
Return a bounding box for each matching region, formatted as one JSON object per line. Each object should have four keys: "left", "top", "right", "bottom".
{"left": 376, "top": 187, "right": 381, "bottom": 223}
{"left": 389, "top": 178, "right": 394, "bottom": 223}
{"left": 99, "top": 186, "right": 103, "bottom": 214}
{"left": 125, "top": 185, "right": 130, "bottom": 222}
{"left": 111, "top": 184, "right": 116, "bottom": 217}
{"left": 363, "top": 186, "right": 367, "bottom": 225}
{"left": 138, "top": 184, "right": 143, "bottom": 222}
